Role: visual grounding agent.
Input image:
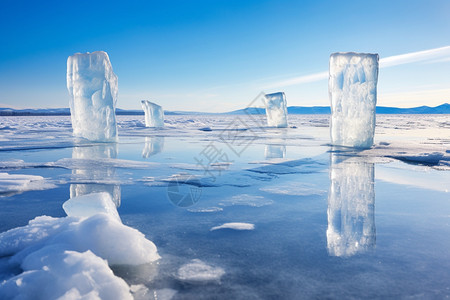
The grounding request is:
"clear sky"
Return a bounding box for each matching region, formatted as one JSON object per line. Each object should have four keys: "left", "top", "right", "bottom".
{"left": 0, "top": 0, "right": 449, "bottom": 112}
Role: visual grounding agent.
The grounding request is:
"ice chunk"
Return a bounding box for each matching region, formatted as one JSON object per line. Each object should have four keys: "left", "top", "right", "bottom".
{"left": 141, "top": 100, "right": 164, "bottom": 127}
{"left": 0, "top": 247, "right": 133, "bottom": 300}
{"left": 0, "top": 214, "right": 160, "bottom": 266}
{"left": 67, "top": 51, "right": 118, "bottom": 142}
{"left": 329, "top": 52, "right": 379, "bottom": 148}
{"left": 327, "top": 154, "right": 376, "bottom": 257}
{"left": 0, "top": 185, "right": 161, "bottom": 297}
{"left": 264, "top": 92, "right": 288, "bottom": 128}
{"left": 63, "top": 192, "right": 121, "bottom": 222}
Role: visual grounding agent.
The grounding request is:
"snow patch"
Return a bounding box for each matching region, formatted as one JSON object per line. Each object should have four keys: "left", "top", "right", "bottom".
{"left": 219, "top": 194, "right": 273, "bottom": 207}
{"left": 0, "top": 172, "right": 56, "bottom": 195}
{"left": 210, "top": 222, "right": 255, "bottom": 231}
{"left": 177, "top": 259, "right": 225, "bottom": 282}
{"left": 0, "top": 193, "right": 159, "bottom": 298}
{"left": 261, "top": 182, "right": 326, "bottom": 196}
{"left": 188, "top": 207, "right": 223, "bottom": 213}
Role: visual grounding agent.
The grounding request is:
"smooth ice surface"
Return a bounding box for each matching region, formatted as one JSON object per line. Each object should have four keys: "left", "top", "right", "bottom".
{"left": 264, "top": 92, "right": 288, "bottom": 128}
{"left": 141, "top": 100, "right": 164, "bottom": 127}
{"left": 327, "top": 154, "right": 375, "bottom": 257}
{"left": 329, "top": 52, "right": 379, "bottom": 148}
{"left": 67, "top": 51, "right": 118, "bottom": 142}
{"left": 1, "top": 114, "right": 450, "bottom": 299}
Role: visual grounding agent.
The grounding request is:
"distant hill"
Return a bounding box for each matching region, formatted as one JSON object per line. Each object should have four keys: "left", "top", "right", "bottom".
{"left": 227, "top": 106, "right": 331, "bottom": 114}
{"left": 0, "top": 107, "right": 71, "bottom": 116}
{"left": 0, "top": 107, "right": 191, "bottom": 116}
{"left": 1, "top": 103, "right": 449, "bottom": 116}
{"left": 376, "top": 103, "right": 450, "bottom": 114}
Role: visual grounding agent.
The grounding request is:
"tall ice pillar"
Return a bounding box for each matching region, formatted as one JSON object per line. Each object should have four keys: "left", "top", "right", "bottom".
{"left": 329, "top": 52, "right": 379, "bottom": 148}
{"left": 67, "top": 51, "right": 118, "bottom": 142}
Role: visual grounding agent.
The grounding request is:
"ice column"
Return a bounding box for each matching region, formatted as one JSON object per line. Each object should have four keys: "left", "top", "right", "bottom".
{"left": 264, "top": 92, "right": 288, "bottom": 128}
{"left": 141, "top": 100, "right": 164, "bottom": 127}
{"left": 326, "top": 154, "right": 376, "bottom": 257}
{"left": 67, "top": 51, "right": 118, "bottom": 142}
{"left": 329, "top": 52, "right": 379, "bottom": 148}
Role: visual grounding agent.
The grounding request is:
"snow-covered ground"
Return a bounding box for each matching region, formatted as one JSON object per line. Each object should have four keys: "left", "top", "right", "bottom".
{"left": 0, "top": 114, "right": 450, "bottom": 299}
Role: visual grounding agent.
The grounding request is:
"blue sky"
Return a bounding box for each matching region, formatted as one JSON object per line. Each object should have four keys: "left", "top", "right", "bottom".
{"left": 0, "top": 0, "right": 449, "bottom": 112}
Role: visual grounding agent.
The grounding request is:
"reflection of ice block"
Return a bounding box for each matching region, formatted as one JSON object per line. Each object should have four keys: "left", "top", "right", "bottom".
{"left": 264, "top": 92, "right": 288, "bottom": 128}
{"left": 142, "top": 136, "right": 164, "bottom": 158}
{"left": 329, "top": 53, "right": 379, "bottom": 148}
{"left": 327, "top": 154, "right": 376, "bottom": 257}
{"left": 67, "top": 51, "right": 118, "bottom": 142}
{"left": 70, "top": 144, "right": 121, "bottom": 207}
{"left": 264, "top": 145, "right": 286, "bottom": 159}
{"left": 141, "top": 100, "right": 164, "bottom": 127}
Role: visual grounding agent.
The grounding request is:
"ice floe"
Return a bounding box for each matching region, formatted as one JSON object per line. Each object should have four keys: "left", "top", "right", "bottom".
{"left": 187, "top": 207, "right": 223, "bottom": 213}
{"left": 176, "top": 259, "right": 225, "bottom": 282}
{"left": 247, "top": 158, "right": 326, "bottom": 175}
{"left": 0, "top": 172, "right": 56, "bottom": 196}
{"left": 210, "top": 222, "right": 255, "bottom": 231}
{"left": 337, "top": 141, "right": 450, "bottom": 171}
{"left": 260, "top": 182, "right": 326, "bottom": 196}
{"left": 219, "top": 194, "right": 273, "bottom": 207}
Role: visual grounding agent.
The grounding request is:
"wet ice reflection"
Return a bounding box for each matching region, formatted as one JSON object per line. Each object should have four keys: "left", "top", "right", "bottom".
{"left": 264, "top": 144, "right": 286, "bottom": 159}
{"left": 327, "top": 153, "right": 376, "bottom": 257}
{"left": 142, "top": 136, "right": 164, "bottom": 158}
{"left": 70, "top": 144, "right": 121, "bottom": 207}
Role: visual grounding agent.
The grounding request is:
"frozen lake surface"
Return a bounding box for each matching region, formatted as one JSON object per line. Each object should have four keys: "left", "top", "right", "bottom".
{"left": 1, "top": 114, "right": 450, "bottom": 299}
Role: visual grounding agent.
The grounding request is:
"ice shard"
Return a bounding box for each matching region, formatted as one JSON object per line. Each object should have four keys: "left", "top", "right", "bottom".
{"left": 329, "top": 52, "right": 379, "bottom": 148}
{"left": 264, "top": 92, "right": 288, "bottom": 128}
{"left": 67, "top": 51, "right": 118, "bottom": 142}
{"left": 141, "top": 100, "right": 164, "bottom": 127}
{"left": 327, "top": 153, "right": 376, "bottom": 257}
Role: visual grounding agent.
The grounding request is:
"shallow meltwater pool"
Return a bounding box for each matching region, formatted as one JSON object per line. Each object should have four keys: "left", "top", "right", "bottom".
{"left": 1, "top": 114, "right": 450, "bottom": 299}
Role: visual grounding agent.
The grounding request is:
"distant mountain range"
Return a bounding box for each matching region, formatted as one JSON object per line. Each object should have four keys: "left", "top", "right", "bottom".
{"left": 228, "top": 103, "right": 450, "bottom": 115}
{"left": 1, "top": 103, "right": 450, "bottom": 116}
